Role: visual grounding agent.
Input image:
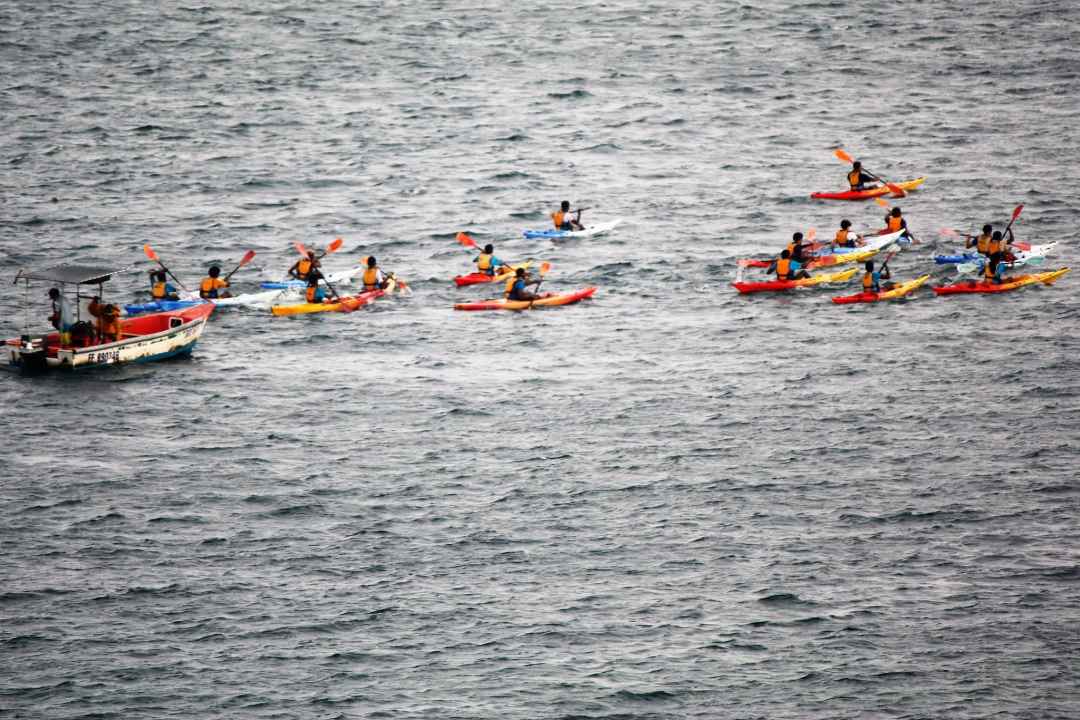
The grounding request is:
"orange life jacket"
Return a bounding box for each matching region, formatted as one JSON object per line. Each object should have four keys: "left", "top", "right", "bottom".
{"left": 362, "top": 267, "right": 380, "bottom": 289}
{"left": 976, "top": 233, "right": 991, "bottom": 254}
{"left": 835, "top": 229, "right": 851, "bottom": 246}
{"left": 151, "top": 281, "right": 168, "bottom": 299}
{"left": 847, "top": 169, "right": 862, "bottom": 189}
{"left": 200, "top": 277, "right": 227, "bottom": 298}
{"left": 297, "top": 258, "right": 313, "bottom": 278}
{"left": 776, "top": 258, "right": 792, "bottom": 279}
{"left": 862, "top": 272, "right": 875, "bottom": 291}
{"left": 986, "top": 237, "right": 1003, "bottom": 255}
{"left": 886, "top": 215, "right": 904, "bottom": 233}
{"left": 552, "top": 211, "right": 568, "bottom": 229}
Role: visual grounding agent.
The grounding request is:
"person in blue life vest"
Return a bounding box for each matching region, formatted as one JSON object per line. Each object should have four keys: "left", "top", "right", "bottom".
{"left": 861, "top": 259, "right": 892, "bottom": 294}
{"left": 504, "top": 267, "right": 540, "bottom": 301}
{"left": 475, "top": 244, "right": 508, "bottom": 277}
{"left": 847, "top": 160, "right": 879, "bottom": 191}
{"left": 551, "top": 200, "right": 584, "bottom": 231}
{"left": 149, "top": 270, "right": 179, "bottom": 301}
{"left": 771, "top": 249, "right": 810, "bottom": 281}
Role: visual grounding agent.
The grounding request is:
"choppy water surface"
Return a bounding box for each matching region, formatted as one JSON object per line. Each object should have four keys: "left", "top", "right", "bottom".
{"left": 2, "top": 1, "right": 1078, "bottom": 718}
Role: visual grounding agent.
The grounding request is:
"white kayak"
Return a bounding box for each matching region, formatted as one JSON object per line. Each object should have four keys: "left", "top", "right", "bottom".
{"left": 179, "top": 288, "right": 299, "bottom": 308}
{"left": 955, "top": 242, "right": 1058, "bottom": 276}
{"left": 522, "top": 219, "right": 621, "bottom": 240}
{"left": 260, "top": 264, "right": 365, "bottom": 289}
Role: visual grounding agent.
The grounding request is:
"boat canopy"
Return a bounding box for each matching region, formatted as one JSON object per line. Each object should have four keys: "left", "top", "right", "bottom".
{"left": 14, "top": 263, "right": 132, "bottom": 286}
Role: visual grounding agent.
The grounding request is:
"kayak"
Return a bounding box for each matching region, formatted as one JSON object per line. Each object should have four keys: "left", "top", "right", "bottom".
{"left": 454, "top": 262, "right": 532, "bottom": 287}
{"left": 271, "top": 289, "right": 385, "bottom": 316}
{"left": 454, "top": 287, "right": 597, "bottom": 311}
{"left": 831, "top": 274, "right": 931, "bottom": 304}
{"left": 732, "top": 267, "right": 858, "bottom": 294}
{"left": 955, "top": 243, "right": 1057, "bottom": 275}
{"left": 124, "top": 298, "right": 204, "bottom": 315}
{"left": 810, "top": 177, "right": 926, "bottom": 201}
{"left": 738, "top": 229, "right": 906, "bottom": 269}
{"left": 260, "top": 265, "right": 364, "bottom": 289}
{"left": 522, "top": 219, "right": 621, "bottom": 240}
{"left": 937, "top": 241, "right": 1057, "bottom": 266}
{"left": 933, "top": 268, "right": 1070, "bottom": 296}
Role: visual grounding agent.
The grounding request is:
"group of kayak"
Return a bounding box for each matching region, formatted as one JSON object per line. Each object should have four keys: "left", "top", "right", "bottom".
{"left": 736, "top": 151, "right": 1070, "bottom": 302}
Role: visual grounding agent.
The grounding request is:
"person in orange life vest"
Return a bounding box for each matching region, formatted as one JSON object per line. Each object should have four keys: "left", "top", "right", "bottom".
{"left": 361, "top": 256, "right": 390, "bottom": 291}
{"left": 985, "top": 229, "right": 1015, "bottom": 260}
{"left": 87, "top": 298, "right": 121, "bottom": 342}
{"left": 305, "top": 272, "right": 330, "bottom": 303}
{"left": 861, "top": 259, "right": 892, "bottom": 294}
{"left": 474, "top": 244, "right": 508, "bottom": 277}
{"left": 847, "top": 160, "right": 879, "bottom": 191}
{"left": 148, "top": 270, "right": 179, "bottom": 301}
{"left": 784, "top": 231, "right": 811, "bottom": 263}
{"left": 832, "top": 219, "right": 862, "bottom": 249}
{"left": 884, "top": 207, "right": 915, "bottom": 241}
{"left": 771, "top": 249, "right": 810, "bottom": 281}
{"left": 504, "top": 267, "right": 540, "bottom": 301}
{"left": 288, "top": 250, "right": 319, "bottom": 281}
{"left": 965, "top": 224, "right": 993, "bottom": 254}
{"left": 199, "top": 265, "right": 231, "bottom": 299}
{"left": 551, "top": 200, "right": 584, "bottom": 231}
{"left": 982, "top": 252, "right": 1011, "bottom": 285}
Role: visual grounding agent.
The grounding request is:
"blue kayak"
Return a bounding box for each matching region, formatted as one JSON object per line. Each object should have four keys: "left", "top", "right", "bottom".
{"left": 934, "top": 253, "right": 980, "bottom": 265}
{"left": 124, "top": 299, "right": 204, "bottom": 315}
{"left": 522, "top": 219, "right": 621, "bottom": 240}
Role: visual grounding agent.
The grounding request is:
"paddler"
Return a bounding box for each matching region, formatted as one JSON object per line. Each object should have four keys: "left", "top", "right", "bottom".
{"left": 884, "top": 207, "right": 915, "bottom": 241}
{"left": 965, "top": 224, "right": 994, "bottom": 254}
{"left": 832, "top": 219, "right": 861, "bottom": 249}
{"left": 785, "top": 231, "right": 810, "bottom": 263}
{"left": 305, "top": 273, "right": 331, "bottom": 303}
{"left": 475, "top": 244, "right": 508, "bottom": 277}
{"left": 861, "top": 260, "right": 892, "bottom": 294}
{"left": 288, "top": 249, "right": 319, "bottom": 281}
{"left": 47, "top": 287, "right": 75, "bottom": 346}
{"left": 199, "top": 265, "right": 232, "bottom": 299}
{"left": 149, "top": 270, "right": 179, "bottom": 301}
{"left": 772, "top": 249, "right": 810, "bottom": 281}
{"left": 551, "top": 200, "right": 584, "bottom": 231}
{"left": 986, "top": 229, "right": 1014, "bottom": 260}
{"left": 847, "top": 160, "right": 879, "bottom": 191}
{"left": 361, "top": 256, "right": 390, "bottom": 291}
{"left": 982, "top": 252, "right": 1010, "bottom": 285}
{"left": 504, "top": 267, "right": 540, "bottom": 301}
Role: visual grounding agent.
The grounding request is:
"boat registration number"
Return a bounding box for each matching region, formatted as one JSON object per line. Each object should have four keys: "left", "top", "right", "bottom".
{"left": 87, "top": 349, "right": 119, "bottom": 364}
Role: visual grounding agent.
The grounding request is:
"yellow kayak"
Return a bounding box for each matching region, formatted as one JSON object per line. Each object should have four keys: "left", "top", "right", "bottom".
{"left": 832, "top": 274, "right": 931, "bottom": 304}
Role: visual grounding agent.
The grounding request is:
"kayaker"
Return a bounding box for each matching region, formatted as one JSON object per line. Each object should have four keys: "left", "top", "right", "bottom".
{"left": 475, "top": 244, "right": 508, "bottom": 277}
{"left": 847, "top": 161, "right": 879, "bottom": 191}
{"left": 504, "top": 267, "right": 540, "bottom": 301}
{"left": 833, "top": 220, "right": 861, "bottom": 249}
{"left": 884, "top": 207, "right": 915, "bottom": 241}
{"left": 47, "top": 287, "right": 75, "bottom": 345}
{"left": 361, "top": 256, "right": 389, "bottom": 291}
{"left": 966, "top": 224, "right": 993, "bottom": 254}
{"left": 861, "top": 260, "right": 892, "bottom": 294}
{"left": 288, "top": 250, "right": 319, "bottom": 281}
{"left": 982, "top": 252, "right": 1010, "bottom": 285}
{"left": 551, "top": 200, "right": 584, "bottom": 231}
{"left": 986, "top": 229, "right": 1014, "bottom": 259}
{"left": 785, "top": 232, "right": 810, "bottom": 263}
{"left": 199, "top": 265, "right": 232, "bottom": 299}
{"left": 149, "top": 270, "right": 179, "bottom": 301}
{"left": 772, "top": 249, "right": 810, "bottom": 281}
{"left": 305, "top": 272, "right": 330, "bottom": 303}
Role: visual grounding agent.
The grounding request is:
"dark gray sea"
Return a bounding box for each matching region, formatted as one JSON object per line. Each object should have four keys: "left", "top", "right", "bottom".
{"left": 2, "top": 1, "right": 1078, "bottom": 718}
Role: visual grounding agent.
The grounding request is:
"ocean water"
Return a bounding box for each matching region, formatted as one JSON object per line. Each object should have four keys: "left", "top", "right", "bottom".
{"left": 1, "top": 1, "right": 1078, "bottom": 718}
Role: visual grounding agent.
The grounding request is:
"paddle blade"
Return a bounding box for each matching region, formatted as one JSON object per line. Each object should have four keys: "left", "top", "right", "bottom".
{"left": 939, "top": 227, "right": 959, "bottom": 238}
{"left": 326, "top": 237, "right": 344, "bottom": 254}
{"left": 456, "top": 231, "right": 477, "bottom": 248}
{"left": 539, "top": 261, "right": 551, "bottom": 275}
{"left": 143, "top": 244, "right": 159, "bottom": 262}
{"left": 834, "top": 148, "right": 854, "bottom": 164}
{"left": 1011, "top": 204, "right": 1024, "bottom": 221}
{"left": 874, "top": 197, "right": 890, "bottom": 209}
{"left": 294, "top": 241, "right": 309, "bottom": 257}
{"left": 806, "top": 228, "right": 816, "bottom": 243}
{"left": 239, "top": 250, "right": 256, "bottom": 267}
{"left": 886, "top": 182, "right": 906, "bottom": 198}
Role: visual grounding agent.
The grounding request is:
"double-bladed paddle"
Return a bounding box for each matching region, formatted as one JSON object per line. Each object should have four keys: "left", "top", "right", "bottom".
{"left": 143, "top": 244, "right": 190, "bottom": 291}
{"left": 834, "top": 148, "right": 906, "bottom": 198}
{"left": 223, "top": 250, "right": 256, "bottom": 281}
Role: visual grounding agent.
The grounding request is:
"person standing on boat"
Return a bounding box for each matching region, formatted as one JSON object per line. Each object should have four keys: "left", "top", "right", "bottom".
{"left": 361, "top": 256, "right": 389, "bottom": 291}
{"left": 288, "top": 250, "right": 319, "bottom": 281}
{"left": 88, "top": 299, "right": 121, "bottom": 343}
{"left": 551, "top": 201, "right": 584, "bottom": 231}
{"left": 475, "top": 244, "right": 508, "bottom": 277}
{"left": 47, "top": 288, "right": 75, "bottom": 345}
{"left": 149, "top": 271, "right": 179, "bottom": 301}
{"left": 199, "top": 266, "right": 231, "bottom": 299}
{"left": 847, "top": 161, "right": 879, "bottom": 191}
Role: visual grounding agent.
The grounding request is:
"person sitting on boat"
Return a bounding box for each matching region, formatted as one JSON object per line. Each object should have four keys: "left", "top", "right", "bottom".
{"left": 305, "top": 272, "right": 331, "bottom": 303}
{"left": 772, "top": 249, "right": 810, "bottom": 281}
{"left": 88, "top": 300, "right": 121, "bottom": 343}
{"left": 986, "top": 229, "right": 1015, "bottom": 261}
{"left": 199, "top": 265, "right": 231, "bottom": 299}
{"left": 475, "top": 244, "right": 508, "bottom": 277}
{"left": 361, "top": 256, "right": 390, "bottom": 291}
{"left": 861, "top": 260, "right": 892, "bottom": 294}
{"left": 982, "top": 252, "right": 1010, "bottom": 285}
{"left": 47, "top": 287, "right": 75, "bottom": 346}
{"left": 149, "top": 271, "right": 179, "bottom": 301}
{"left": 504, "top": 267, "right": 540, "bottom": 301}
{"left": 832, "top": 220, "right": 861, "bottom": 249}
{"left": 965, "top": 224, "right": 993, "bottom": 254}
{"left": 785, "top": 232, "right": 810, "bottom": 263}
{"left": 884, "top": 207, "right": 915, "bottom": 241}
{"left": 847, "top": 161, "right": 879, "bottom": 191}
{"left": 551, "top": 200, "right": 584, "bottom": 231}
{"left": 288, "top": 250, "right": 319, "bottom": 281}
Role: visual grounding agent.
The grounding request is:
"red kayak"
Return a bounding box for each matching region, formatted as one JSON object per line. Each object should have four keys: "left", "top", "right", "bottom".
{"left": 810, "top": 177, "right": 926, "bottom": 201}
{"left": 454, "top": 272, "right": 503, "bottom": 287}
{"left": 933, "top": 269, "right": 1069, "bottom": 296}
